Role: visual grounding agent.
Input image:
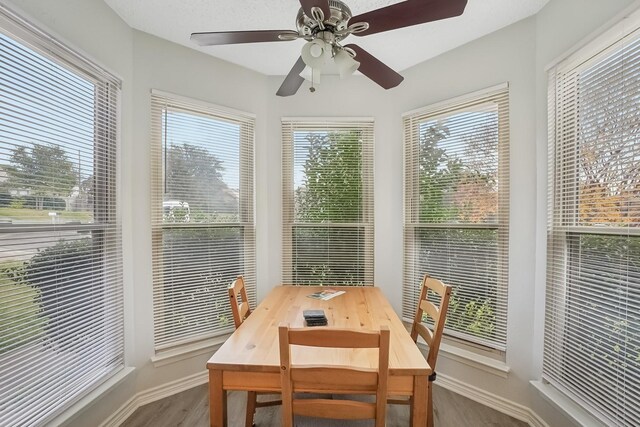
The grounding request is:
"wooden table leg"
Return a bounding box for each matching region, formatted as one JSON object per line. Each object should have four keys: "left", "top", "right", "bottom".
{"left": 209, "top": 369, "right": 227, "bottom": 427}
{"left": 427, "top": 379, "right": 434, "bottom": 427}
{"left": 411, "top": 375, "right": 428, "bottom": 427}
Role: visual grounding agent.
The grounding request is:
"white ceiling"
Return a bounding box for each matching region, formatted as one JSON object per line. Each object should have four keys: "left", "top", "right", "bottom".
{"left": 104, "top": 0, "right": 549, "bottom": 76}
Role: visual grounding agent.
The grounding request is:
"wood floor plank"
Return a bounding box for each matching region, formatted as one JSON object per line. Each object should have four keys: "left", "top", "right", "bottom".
{"left": 120, "top": 383, "right": 529, "bottom": 427}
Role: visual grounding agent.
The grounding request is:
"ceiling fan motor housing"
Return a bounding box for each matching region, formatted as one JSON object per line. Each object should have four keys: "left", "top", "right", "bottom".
{"left": 296, "top": 0, "right": 352, "bottom": 41}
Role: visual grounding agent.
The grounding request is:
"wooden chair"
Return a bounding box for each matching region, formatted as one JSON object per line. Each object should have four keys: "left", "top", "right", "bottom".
{"left": 388, "top": 274, "right": 452, "bottom": 427}
{"left": 278, "top": 324, "right": 390, "bottom": 427}
{"left": 228, "top": 275, "right": 252, "bottom": 329}
{"left": 228, "top": 276, "right": 281, "bottom": 427}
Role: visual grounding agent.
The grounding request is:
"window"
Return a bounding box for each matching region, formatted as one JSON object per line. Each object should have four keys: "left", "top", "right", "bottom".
{"left": 403, "top": 85, "right": 510, "bottom": 350}
{"left": 0, "top": 5, "right": 122, "bottom": 425}
{"left": 282, "top": 118, "right": 374, "bottom": 285}
{"left": 151, "top": 91, "right": 255, "bottom": 352}
{"left": 545, "top": 15, "right": 640, "bottom": 426}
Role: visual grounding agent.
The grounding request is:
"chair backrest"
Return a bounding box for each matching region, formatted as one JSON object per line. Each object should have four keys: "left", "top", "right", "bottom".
{"left": 228, "top": 275, "right": 251, "bottom": 329}
{"left": 278, "top": 324, "right": 390, "bottom": 427}
{"left": 410, "top": 274, "right": 453, "bottom": 370}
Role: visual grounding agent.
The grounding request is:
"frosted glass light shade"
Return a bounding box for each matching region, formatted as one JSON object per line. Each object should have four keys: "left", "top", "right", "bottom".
{"left": 301, "top": 39, "right": 330, "bottom": 69}
{"left": 334, "top": 49, "right": 360, "bottom": 79}
{"left": 309, "top": 43, "right": 323, "bottom": 58}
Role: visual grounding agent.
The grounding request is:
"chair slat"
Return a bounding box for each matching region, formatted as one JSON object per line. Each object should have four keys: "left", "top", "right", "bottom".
{"left": 415, "top": 322, "right": 433, "bottom": 346}
{"left": 239, "top": 301, "right": 250, "bottom": 320}
{"left": 420, "top": 300, "right": 440, "bottom": 323}
{"left": 293, "top": 399, "right": 376, "bottom": 420}
{"left": 288, "top": 328, "right": 380, "bottom": 348}
{"left": 292, "top": 367, "right": 378, "bottom": 392}
{"left": 424, "top": 277, "right": 448, "bottom": 297}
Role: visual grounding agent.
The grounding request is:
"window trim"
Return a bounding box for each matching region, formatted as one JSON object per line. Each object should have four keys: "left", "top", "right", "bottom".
{"left": 0, "top": 4, "right": 123, "bottom": 425}
{"left": 0, "top": 4, "right": 121, "bottom": 88}
{"left": 544, "top": 8, "right": 640, "bottom": 426}
{"left": 281, "top": 117, "right": 375, "bottom": 286}
{"left": 402, "top": 83, "right": 510, "bottom": 351}
{"left": 150, "top": 90, "right": 256, "bottom": 354}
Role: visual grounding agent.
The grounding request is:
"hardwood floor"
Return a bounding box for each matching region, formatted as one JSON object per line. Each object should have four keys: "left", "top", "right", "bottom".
{"left": 121, "top": 383, "right": 529, "bottom": 426}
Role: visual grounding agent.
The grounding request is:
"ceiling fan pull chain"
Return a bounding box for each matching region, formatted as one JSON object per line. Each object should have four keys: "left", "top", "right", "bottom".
{"left": 310, "top": 67, "right": 317, "bottom": 93}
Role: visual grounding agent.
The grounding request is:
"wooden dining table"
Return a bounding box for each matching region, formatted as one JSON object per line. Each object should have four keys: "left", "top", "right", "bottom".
{"left": 207, "top": 285, "right": 431, "bottom": 426}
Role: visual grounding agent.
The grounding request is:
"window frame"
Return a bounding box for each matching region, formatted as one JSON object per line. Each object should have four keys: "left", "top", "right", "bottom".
{"left": 402, "top": 84, "right": 510, "bottom": 351}
{"left": 544, "top": 11, "right": 640, "bottom": 425}
{"left": 150, "top": 90, "right": 256, "bottom": 353}
{"left": 0, "top": 4, "right": 123, "bottom": 425}
{"left": 281, "top": 117, "right": 375, "bottom": 286}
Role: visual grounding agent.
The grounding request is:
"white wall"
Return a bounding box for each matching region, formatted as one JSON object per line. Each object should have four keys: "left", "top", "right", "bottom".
{"left": 3, "top": 0, "right": 639, "bottom": 426}
{"left": 127, "top": 29, "right": 269, "bottom": 394}
{"left": 66, "top": 28, "right": 270, "bottom": 427}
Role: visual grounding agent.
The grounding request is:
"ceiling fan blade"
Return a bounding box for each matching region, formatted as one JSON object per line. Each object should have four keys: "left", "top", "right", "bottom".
{"left": 299, "top": 0, "right": 331, "bottom": 20}
{"left": 191, "top": 30, "right": 299, "bottom": 46}
{"left": 277, "top": 57, "right": 306, "bottom": 97}
{"left": 351, "top": 0, "right": 467, "bottom": 37}
{"left": 344, "top": 44, "right": 403, "bottom": 90}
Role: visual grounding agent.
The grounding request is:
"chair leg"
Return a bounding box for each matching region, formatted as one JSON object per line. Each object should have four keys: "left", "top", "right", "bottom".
{"left": 281, "top": 394, "right": 293, "bottom": 427}
{"left": 427, "top": 380, "right": 434, "bottom": 427}
{"left": 409, "top": 394, "right": 414, "bottom": 423}
{"left": 246, "top": 391, "right": 257, "bottom": 427}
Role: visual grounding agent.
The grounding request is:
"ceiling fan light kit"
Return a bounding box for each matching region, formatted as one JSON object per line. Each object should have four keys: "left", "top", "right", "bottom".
{"left": 299, "top": 32, "right": 359, "bottom": 89}
{"left": 191, "top": 0, "right": 468, "bottom": 96}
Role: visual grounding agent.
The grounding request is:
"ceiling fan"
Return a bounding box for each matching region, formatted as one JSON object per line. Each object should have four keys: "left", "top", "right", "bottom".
{"left": 191, "top": 0, "right": 468, "bottom": 96}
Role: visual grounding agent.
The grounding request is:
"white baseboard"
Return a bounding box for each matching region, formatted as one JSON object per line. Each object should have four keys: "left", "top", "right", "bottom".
{"left": 437, "top": 373, "right": 549, "bottom": 427}
{"left": 99, "top": 371, "right": 209, "bottom": 427}
{"left": 101, "top": 369, "right": 550, "bottom": 427}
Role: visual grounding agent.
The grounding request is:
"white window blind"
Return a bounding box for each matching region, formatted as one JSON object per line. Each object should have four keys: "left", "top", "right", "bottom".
{"left": 403, "top": 85, "right": 510, "bottom": 350}
{"left": 0, "top": 5, "right": 123, "bottom": 426}
{"left": 151, "top": 92, "right": 255, "bottom": 352}
{"left": 545, "top": 14, "right": 640, "bottom": 426}
{"left": 282, "top": 118, "right": 374, "bottom": 285}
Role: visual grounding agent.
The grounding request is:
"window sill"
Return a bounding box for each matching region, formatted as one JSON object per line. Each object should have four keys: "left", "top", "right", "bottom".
{"left": 420, "top": 341, "right": 510, "bottom": 378}
{"left": 530, "top": 380, "right": 608, "bottom": 427}
{"left": 50, "top": 366, "right": 135, "bottom": 427}
{"left": 151, "top": 334, "right": 231, "bottom": 368}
